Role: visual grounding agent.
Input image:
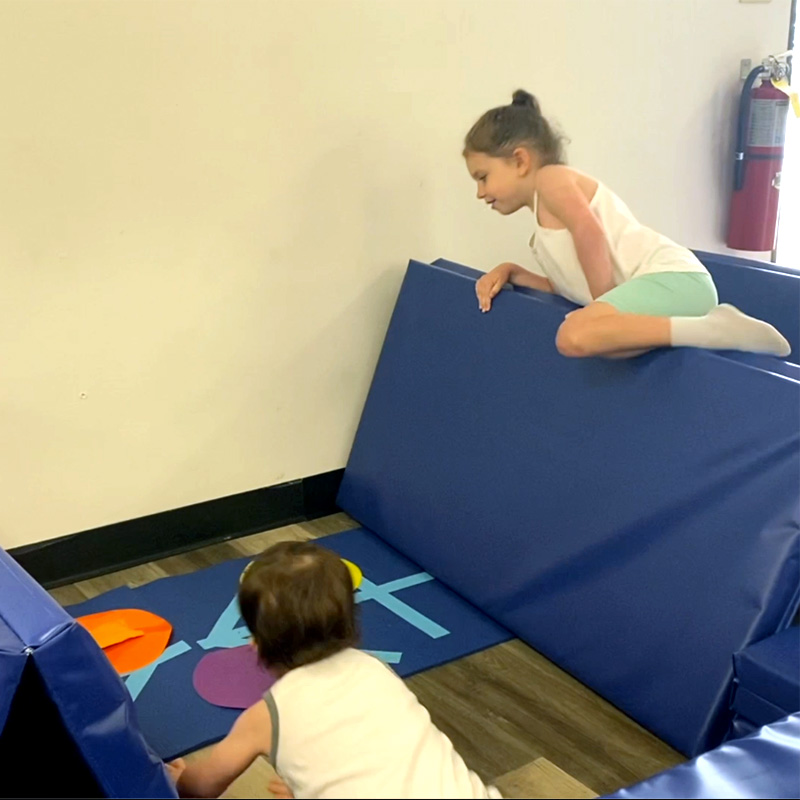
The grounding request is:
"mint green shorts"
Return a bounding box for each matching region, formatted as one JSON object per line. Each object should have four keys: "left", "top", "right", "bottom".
{"left": 597, "top": 272, "right": 719, "bottom": 317}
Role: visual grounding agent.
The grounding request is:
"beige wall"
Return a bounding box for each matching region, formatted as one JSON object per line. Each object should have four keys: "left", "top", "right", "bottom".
{"left": 0, "top": 0, "right": 791, "bottom": 548}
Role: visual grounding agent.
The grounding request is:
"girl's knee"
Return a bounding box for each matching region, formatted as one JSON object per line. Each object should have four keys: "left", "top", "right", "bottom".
{"left": 556, "top": 317, "right": 592, "bottom": 358}
{"left": 556, "top": 303, "right": 619, "bottom": 357}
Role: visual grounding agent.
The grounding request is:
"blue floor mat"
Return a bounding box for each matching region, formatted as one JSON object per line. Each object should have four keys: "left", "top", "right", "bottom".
{"left": 64, "top": 527, "right": 512, "bottom": 759}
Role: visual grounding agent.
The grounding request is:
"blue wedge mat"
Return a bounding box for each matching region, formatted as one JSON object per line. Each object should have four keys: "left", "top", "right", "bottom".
{"left": 603, "top": 713, "right": 800, "bottom": 799}
{"left": 0, "top": 547, "right": 177, "bottom": 798}
{"left": 337, "top": 257, "right": 800, "bottom": 757}
{"left": 64, "top": 527, "right": 511, "bottom": 760}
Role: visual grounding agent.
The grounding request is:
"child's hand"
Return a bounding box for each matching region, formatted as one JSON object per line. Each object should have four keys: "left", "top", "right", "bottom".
{"left": 165, "top": 758, "right": 187, "bottom": 785}
{"left": 268, "top": 776, "right": 294, "bottom": 799}
{"left": 476, "top": 263, "right": 513, "bottom": 312}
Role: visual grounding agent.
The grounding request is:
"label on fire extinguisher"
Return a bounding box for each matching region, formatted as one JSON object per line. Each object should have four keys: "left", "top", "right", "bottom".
{"left": 748, "top": 99, "right": 789, "bottom": 147}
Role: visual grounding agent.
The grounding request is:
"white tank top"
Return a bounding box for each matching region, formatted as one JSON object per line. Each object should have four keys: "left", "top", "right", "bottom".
{"left": 529, "top": 182, "right": 708, "bottom": 306}
{"left": 265, "top": 648, "right": 501, "bottom": 799}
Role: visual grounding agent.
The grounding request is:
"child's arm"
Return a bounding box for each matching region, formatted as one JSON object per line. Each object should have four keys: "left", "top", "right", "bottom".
{"left": 476, "top": 262, "right": 552, "bottom": 311}
{"left": 506, "top": 263, "right": 554, "bottom": 293}
{"left": 172, "top": 702, "right": 271, "bottom": 798}
{"left": 536, "top": 167, "right": 616, "bottom": 299}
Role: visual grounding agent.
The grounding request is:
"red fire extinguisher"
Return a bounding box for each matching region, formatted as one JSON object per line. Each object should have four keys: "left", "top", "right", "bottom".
{"left": 727, "top": 68, "right": 789, "bottom": 251}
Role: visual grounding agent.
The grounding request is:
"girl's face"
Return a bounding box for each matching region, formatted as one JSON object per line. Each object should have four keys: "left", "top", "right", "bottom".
{"left": 465, "top": 149, "right": 535, "bottom": 215}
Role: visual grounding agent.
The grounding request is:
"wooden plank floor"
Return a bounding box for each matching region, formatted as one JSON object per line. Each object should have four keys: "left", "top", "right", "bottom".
{"left": 50, "top": 513, "right": 684, "bottom": 798}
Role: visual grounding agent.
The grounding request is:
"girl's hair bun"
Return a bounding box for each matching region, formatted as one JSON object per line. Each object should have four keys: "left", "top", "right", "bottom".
{"left": 511, "top": 89, "right": 540, "bottom": 115}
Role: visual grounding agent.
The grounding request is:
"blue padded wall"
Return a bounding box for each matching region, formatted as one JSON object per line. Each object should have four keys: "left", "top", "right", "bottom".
{"left": 338, "top": 258, "right": 800, "bottom": 757}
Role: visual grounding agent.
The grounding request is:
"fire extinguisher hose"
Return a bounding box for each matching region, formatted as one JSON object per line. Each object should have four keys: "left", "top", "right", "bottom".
{"left": 734, "top": 65, "right": 770, "bottom": 191}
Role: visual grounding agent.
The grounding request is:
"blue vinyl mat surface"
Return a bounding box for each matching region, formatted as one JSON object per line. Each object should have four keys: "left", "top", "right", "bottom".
{"left": 338, "top": 257, "right": 800, "bottom": 757}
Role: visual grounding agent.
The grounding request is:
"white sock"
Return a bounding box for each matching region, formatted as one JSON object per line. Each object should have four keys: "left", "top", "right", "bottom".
{"left": 670, "top": 304, "right": 790, "bottom": 357}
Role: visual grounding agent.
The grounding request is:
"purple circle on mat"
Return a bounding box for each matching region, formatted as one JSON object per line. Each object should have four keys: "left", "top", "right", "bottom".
{"left": 193, "top": 645, "right": 277, "bottom": 709}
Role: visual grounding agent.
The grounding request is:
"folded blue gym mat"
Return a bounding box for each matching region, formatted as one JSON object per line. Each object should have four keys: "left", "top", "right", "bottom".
{"left": 603, "top": 712, "right": 800, "bottom": 799}
{"left": 338, "top": 257, "right": 800, "bottom": 757}
{"left": 0, "top": 547, "right": 176, "bottom": 798}
{"left": 729, "top": 627, "right": 800, "bottom": 739}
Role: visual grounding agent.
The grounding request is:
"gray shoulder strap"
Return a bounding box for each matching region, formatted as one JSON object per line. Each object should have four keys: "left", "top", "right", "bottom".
{"left": 263, "top": 690, "right": 280, "bottom": 767}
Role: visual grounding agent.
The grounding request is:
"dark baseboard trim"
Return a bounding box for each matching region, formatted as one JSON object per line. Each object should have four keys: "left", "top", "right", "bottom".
{"left": 9, "top": 468, "right": 345, "bottom": 590}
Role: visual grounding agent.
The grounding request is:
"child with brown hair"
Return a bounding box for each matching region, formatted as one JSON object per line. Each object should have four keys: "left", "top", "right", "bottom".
{"left": 464, "top": 89, "right": 790, "bottom": 359}
{"left": 168, "top": 540, "right": 500, "bottom": 799}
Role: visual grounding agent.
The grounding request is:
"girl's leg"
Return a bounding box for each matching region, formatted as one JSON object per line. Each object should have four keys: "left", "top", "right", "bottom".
{"left": 556, "top": 303, "right": 669, "bottom": 358}
{"left": 555, "top": 273, "right": 790, "bottom": 359}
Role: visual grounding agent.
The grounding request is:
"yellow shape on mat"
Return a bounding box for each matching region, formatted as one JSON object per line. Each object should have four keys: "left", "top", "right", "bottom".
{"left": 239, "top": 557, "right": 362, "bottom": 589}
{"left": 341, "top": 558, "right": 363, "bottom": 590}
{"left": 239, "top": 560, "right": 255, "bottom": 584}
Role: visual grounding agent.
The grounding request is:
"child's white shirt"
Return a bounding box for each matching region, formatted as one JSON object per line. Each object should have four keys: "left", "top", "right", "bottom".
{"left": 264, "top": 648, "right": 501, "bottom": 799}
{"left": 529, "top": 182, "right": 709, "bottom": 306}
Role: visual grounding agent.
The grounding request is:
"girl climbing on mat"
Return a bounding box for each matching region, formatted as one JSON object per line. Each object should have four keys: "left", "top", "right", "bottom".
{"left": 464, "top": 90, "right": 791, "bottom": 359}
{"left": 166, "top": 540, "right": 500, "bottom": 800}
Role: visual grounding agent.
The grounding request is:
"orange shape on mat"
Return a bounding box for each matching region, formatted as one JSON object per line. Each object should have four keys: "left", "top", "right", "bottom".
{"left": 90, "top": 620, "right": 145, "bottom": 649}
{"left": 77, "top": 609, "right": 172, "bottom": 676}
